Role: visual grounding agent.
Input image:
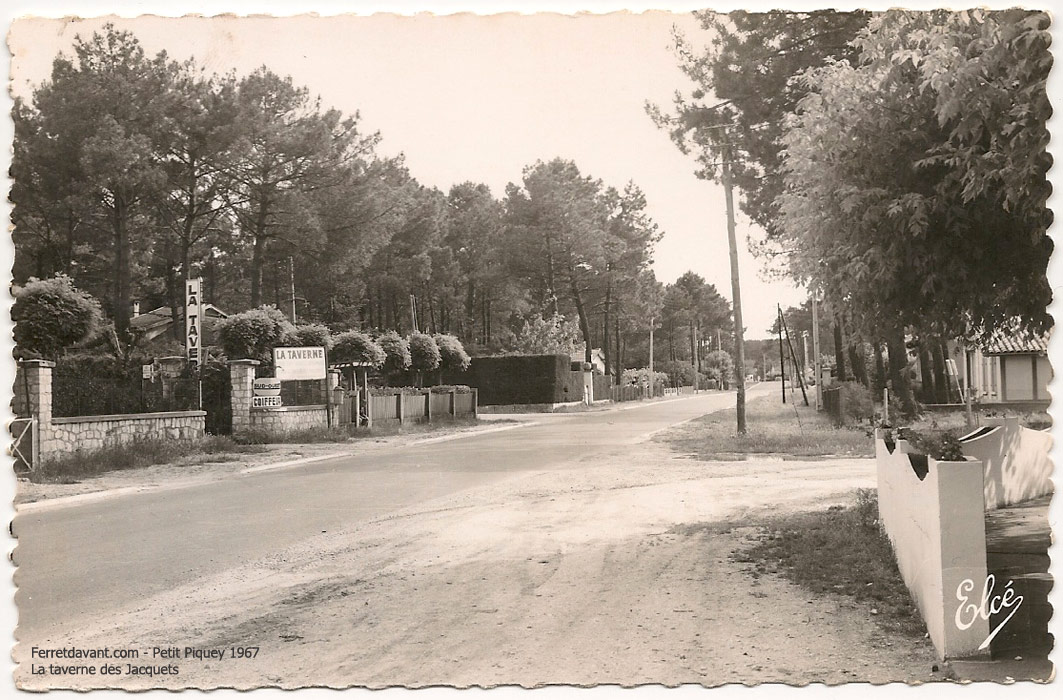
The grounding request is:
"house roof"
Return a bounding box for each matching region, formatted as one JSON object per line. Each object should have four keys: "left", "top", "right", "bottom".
{"left": 129, "top": 304, "right": 228, "bottom": 332}
{"left": 982, "top": 327, "right": 1049, "bottom": 355}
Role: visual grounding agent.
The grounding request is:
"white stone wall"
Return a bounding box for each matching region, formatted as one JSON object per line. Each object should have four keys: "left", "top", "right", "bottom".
{"left": 961, "top": 417, "right": 1054, "bottom": 510}
{"left": 250, "top": 406, "right": 328, "bottom": 435}
{"left": 44, "top": 411, "right": 206, "bottom": 456}
{"left": 875, "top": 430, "right": 989, "bottom": 659}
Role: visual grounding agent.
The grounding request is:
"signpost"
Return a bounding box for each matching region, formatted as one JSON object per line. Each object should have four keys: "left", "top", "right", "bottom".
{"left": 273, "top": 346, "right": 327, "bottom": 381}
{"left": 253, "top": 378, "right": 282, "bottom": 409}
{"left": 186, "top": 277, "right": 203, "bottom": 367}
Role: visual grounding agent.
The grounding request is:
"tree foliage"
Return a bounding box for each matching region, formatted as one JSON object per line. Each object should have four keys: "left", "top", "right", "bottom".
{"left": 331, "top": 330, "right": 385, "bottom": 368}
{"left": 511, "top": 313, "right": 583, "bottom": 356}
{"left": 775, "top": 9, "right": 1052, "bottom": 338}
{"left": 12, "top": 274, "right": 104, "bottom": 360}
{"left": 434, "top": 333, "right": 471, "bottom": 372}
{"left": 650, "top": 10, "right": 868, "bottom": 244}
{"left": 376, "top": 330, "right": 412, "bottom": 375}
{"left": 216, "top": 305, "right": 293, "bottom": 362}
{"left": 285, "top": 323, "right": 333, "bottom": 350}
{"left": 408, "top": 332, "right": 442, "bottom": 374}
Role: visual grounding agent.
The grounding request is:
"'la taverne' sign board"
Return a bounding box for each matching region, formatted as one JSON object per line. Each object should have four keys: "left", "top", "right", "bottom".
{"left": 273, "top": 346, "right": 327, "bottom": 381}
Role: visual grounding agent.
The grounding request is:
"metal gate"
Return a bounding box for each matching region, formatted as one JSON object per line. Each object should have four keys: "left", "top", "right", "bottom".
{"left": 200, "top": 364, "right": 232, "bottom": 435}
{"left": 10, "top": 417, "right": 37, "bottom": 473}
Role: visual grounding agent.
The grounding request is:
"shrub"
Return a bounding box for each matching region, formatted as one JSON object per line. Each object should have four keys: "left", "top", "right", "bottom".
{"left": 703, "top": 350, "right": 734, "bottom": 385}
{"left": 216, "top": 305, "right": 293, "bottom": 363}
{"left": 434, "top": 333, "right": 471, "bottom": 372}
{"left": 898, "top": 428, "right": 966, "bottom": 461}
{"left": 12, "top": 274, "right": 104, "bottom": 360}
{"left": 331, "top": 330, "right": 385, "bottom": 368}
{"left": 408, "top": 332, "right": 441, "bottom": 374}
{"left": 657, "top": 360, "right": 697, "bottom": 387}
{"left": 838, "top": 380, "right": 874, "bottom": 425}
{"left": 621, "top": 367, "right": 668, "bottom": 387}
{"left": 285, "top": 323, "right": 333, "bottom": 350}
{"left": 377, "top": 330, "right": 411, "bottom": 376}
{"left": 429, "top": 384, "right": 473, "bottom": 394}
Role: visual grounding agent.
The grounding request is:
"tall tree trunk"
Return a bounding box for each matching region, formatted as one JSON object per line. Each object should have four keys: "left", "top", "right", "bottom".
{"left": 833, "top": 318, "right": 847, "bottom": 382}
{"left": 571, "top": 280, "right": 592, "bottom": 363}
{"left": 603, "top": 284, "right": 612, "bottom": 378}
{"left": 249, "top": 200, "right": 269, "bottom": 308}
{"left": 465, "top": 281, "right": 476, "bottom": 336}
{"left": 206, "top": 253, "right": 217, "bottom": 309}
{"left": 167, "top": 272, "right": 181, "bottom": 342}
{"left": 847, "top": 343, "right": 869, "bottom": 387}
{"left": 545, "top": 244, "right": 559, "bottom": 317}
{"left": 887, "top": 329, "right": 916, "bottom": 415}
{"left": 932, "top": 342, "right": 950, "bottom": 403}
{"left": 917, "top": 342, "right": 936, "bottom": 403}
{"left": 873, "top": 340, "right": 887, "bottom": 396}
{"left": 112, "top": 194, "right": 133, "bottom": 337}
{"left": 689, "top": 321, "right": 696, "bottom": 368}
{"left": 615, "top": 315, "right": 622, "bottom": 384}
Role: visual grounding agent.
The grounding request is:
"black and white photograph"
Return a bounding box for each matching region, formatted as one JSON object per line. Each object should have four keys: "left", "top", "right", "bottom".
{"left": 4, "top": 1, "right": 1058, "bottom": 692}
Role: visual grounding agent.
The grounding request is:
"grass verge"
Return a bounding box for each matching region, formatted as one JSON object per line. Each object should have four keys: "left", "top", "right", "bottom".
{"left": 659, "top": 393, "right": 872, "bottom": 460}
{"left": 30, "top": 435, "right": 267, "bottom": 484}
{"left": 736, "top": 489, "right": 926, "bottom": 639}
{"left": 28, "top": 416, "right": 495, "bottom": 483}
{"left": 232, "top": 415, "right": 488, "bottom": 444}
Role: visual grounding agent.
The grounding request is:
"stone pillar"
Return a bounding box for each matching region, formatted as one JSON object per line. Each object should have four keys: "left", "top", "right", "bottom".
{"left": 14, "top": 360, "right": 54, "bottom": 456}
{"left": 229, "top": 360, "right": 259, "bottom": 435}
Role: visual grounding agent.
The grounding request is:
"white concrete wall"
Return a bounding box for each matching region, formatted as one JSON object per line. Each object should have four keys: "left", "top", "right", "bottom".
{"left": 1035, "top": 355, "right": 1052, "bottom": 400}
{"left": 875, "top": 431, "right": 990, "bottom": 659}
{"left": 1003, "top": 356, "right": 1035, "bottom": 401}
{"left": 961, "top": 417, "right": 1054, "bottom": 510}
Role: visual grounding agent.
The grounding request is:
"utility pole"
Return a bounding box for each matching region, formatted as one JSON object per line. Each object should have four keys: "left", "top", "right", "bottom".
{"left": 409, "top": 294, "right": 418, "bottom": 333}
{"left": 289, "top": 256, "right": 297, "bottom": 324}
{"left": 778, "top": 305, "right": 787, "bottom": 404}
{"left": 721, "top": 140, "right": 747, "bottom": 433}
{"left": 648, "top": 317, "right": 654, "bottom": 377}
{"left": 812, "top": 292, "right": 822, "bottom": 411}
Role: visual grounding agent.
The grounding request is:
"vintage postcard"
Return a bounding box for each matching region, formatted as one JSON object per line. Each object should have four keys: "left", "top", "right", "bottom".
{"left": 4, "top": 2, "right": 1058, "bottom": 693}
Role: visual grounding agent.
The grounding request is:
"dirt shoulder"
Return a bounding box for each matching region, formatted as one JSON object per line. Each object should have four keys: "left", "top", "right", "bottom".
{"left": 17, "top": 436, "right": 941, "bottom": 689}
{"left": 14, "top": 420, "right": 522, "bottom": 507}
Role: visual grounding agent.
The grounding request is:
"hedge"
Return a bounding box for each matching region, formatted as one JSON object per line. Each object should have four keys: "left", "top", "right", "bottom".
{"left": 441, "top": 354, "right": 582, "bottom": 405}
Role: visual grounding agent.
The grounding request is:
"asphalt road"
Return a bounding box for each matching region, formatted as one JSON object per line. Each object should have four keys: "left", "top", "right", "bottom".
{"left": 14, "top": 387, "right": 766, "bottom": 643}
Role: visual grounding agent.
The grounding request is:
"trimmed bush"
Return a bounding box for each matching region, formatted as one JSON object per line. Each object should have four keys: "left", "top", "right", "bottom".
{"left": 331, "top": 330, "right": 385, "bottom": 368}
{"left": 12, "top": 274, "right": 104, "bottom": 360}
{"left": 408, "top": 332, "right": 441, "bottom": 374}
{"left": 429, "top": 384, "right": 473, "bottom": 394}
{"left": 377, "top": 330, "right": 412, "bottom": 377}
{"left": 285, "top": 323, "right": 333, "bottom": 350}
{"left": 216, "top": 305, "right": 293, "bottom": 363}
{"left": 434, "top": 333, "right": 471, "bottom": 372}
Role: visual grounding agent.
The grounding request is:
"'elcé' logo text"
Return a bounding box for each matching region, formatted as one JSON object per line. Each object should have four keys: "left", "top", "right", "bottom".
{"left": 955, "top": 574, "right": 1023, "bottom": 651}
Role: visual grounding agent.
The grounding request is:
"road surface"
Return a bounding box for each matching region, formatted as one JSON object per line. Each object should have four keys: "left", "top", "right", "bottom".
{"left": 16, "top": 384, "right": 945, "bottom": 688}
{"left": 14, "top": 388, "right": 762, "bottom": 642}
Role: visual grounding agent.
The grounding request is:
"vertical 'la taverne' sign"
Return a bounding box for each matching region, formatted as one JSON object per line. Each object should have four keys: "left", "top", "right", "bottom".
{"left": 186, "top": 277, "right": 202, "bottom": 366}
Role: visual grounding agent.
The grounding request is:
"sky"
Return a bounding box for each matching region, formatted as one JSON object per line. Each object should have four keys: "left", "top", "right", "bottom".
{"left": 8, "top": 9, "right": 809, "bottom": 336}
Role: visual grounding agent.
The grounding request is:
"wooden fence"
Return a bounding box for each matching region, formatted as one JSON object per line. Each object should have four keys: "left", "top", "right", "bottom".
{"left": 338, "top": 388, "right": 477, "bottom": 429}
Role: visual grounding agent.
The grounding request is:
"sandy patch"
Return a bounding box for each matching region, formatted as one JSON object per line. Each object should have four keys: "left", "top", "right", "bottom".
{"left": 17, "top": 439, "right": 941, "bottom": 689}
